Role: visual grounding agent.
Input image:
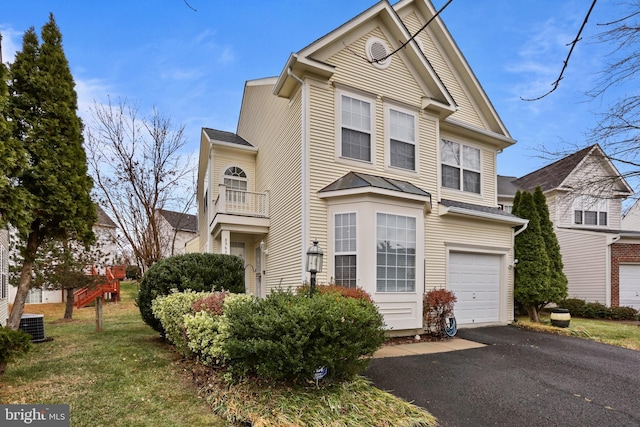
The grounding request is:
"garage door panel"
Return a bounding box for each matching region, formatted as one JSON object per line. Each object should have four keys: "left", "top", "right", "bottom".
{"left": 619, "top": 264, "right": 640, "bottom": 310}
{"left": 449, "top": 252, "right": 501, "bottom": 325}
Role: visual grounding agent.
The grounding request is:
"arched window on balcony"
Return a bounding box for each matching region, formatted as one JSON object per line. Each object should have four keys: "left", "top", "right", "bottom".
{"left": 223, "top": 166, "right": 247, "bottom": 204}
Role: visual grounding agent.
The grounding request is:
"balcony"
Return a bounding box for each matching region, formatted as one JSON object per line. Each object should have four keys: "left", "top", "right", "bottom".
{"left": 210, "top": 185, "right": 270, "bottom": 238}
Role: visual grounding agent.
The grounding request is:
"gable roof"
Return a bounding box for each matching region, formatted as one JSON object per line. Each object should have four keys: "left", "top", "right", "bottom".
{"left": 512, "top": 145, "right": 596, "bottom": 192}
{"left": 157, "top": 209, "right": 197, "bottom": 233}
{"left": 274, "top": 0, "right": 456, "bottom": 114}
{"left": 96, "top": 205, "right": 117, "bottom": 229}
{"left": 511, "top": 144, "right": 633, "bottom": 196}
{"left": 497, "top": 175, "right": 519, "bottom": 198}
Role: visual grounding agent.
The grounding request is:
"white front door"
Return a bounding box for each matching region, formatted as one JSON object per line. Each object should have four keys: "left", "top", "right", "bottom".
{"left": 619, "top": 264, "right": 640, "bottom": 310}
{"left": 449, "top": 252, "right": 501, "bottom": 325}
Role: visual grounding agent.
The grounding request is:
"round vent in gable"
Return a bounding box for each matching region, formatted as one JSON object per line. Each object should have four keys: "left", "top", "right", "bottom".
{"left": 366, "top": 37, "right": 391, "bottom": 69}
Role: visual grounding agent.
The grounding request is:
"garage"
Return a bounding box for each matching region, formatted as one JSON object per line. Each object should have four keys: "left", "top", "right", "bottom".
{"left": 448, "top": 252, "right": 502, "bottom": 324}
{"left": 619, "top": 264, "right": 640, "bottom": 310}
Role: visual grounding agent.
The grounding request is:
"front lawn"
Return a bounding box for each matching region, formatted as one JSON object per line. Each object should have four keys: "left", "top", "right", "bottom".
{"left": 1, "top": 282, "right": 436, "bottom": 426}
{"left": 516, "top": 316, "right": 640, "bottom": 350}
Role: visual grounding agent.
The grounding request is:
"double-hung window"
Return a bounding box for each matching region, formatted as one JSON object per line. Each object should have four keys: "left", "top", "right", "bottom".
{"left": 441, "top": 139, "right": 481, "bottom": 194}
{"left": 376, "top": 213, "right": 416, "bottom": 293}
{"left": 340, "top": 95, "right": 372, "bottom": 162}
{"left": 389, "top": 108, "right": 416, "bottom": 171}
{"left": 574, "top": 196, "right": 608, "bottom": 226}
{"left": 334, "top": 213, "right": 357, "bottom": 288}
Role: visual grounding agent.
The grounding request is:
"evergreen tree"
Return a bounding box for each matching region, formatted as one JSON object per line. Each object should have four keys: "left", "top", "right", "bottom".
{"left": 1, "top": 15, "right": 96, "bottom": 334}
{"left": 533, "top": 186, "right": 568, "bottom": 304}
{"left": 512, "top": 191, "right": 551, "bottom": 322}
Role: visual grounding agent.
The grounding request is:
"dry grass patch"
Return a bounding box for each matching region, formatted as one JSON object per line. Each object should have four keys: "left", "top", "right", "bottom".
{"left": 516, "top": 316, "right": 640, "bottom": 350}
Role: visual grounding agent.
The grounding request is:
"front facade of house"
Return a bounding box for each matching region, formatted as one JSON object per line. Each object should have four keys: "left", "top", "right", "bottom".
{"left": 193, "top": 0, "right": 526, "bottom": 333}
{"left": 499, "top": 144, "right": 640, "bottom": 310}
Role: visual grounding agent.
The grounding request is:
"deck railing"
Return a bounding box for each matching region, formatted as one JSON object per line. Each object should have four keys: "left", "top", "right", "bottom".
{"left": 214, "top": 185, "right": 269, "bottom": 218}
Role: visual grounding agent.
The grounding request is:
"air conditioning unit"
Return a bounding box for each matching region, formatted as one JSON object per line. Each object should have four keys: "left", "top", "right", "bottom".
{"left": 19, "top": 314, "right": 46, "bottom": 342}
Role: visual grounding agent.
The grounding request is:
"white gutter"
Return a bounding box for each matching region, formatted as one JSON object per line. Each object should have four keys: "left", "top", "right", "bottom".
{"left": 513, "top": 221, "right": 528, "bottom": 237}
{"left": 287, "top": 67, "right": 308, "bottom": 283}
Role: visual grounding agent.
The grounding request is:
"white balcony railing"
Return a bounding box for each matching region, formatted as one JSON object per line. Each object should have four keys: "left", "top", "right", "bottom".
{"left": 214, "top": 185, "right": 269, "bottom": 218}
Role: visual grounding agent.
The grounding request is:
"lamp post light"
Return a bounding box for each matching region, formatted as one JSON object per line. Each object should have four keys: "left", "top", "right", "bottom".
{"left": 306, "top": 239, "right": 323, "bottom": 297}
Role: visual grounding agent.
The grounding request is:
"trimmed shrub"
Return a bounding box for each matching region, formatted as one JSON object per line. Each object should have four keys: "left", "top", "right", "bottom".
{"left": 184, "top": 294, "right": 255, "bottom": 367}
{"left": 137, "top": 253, "right": 245, "bottom": 335}
{"left": 151, "top": 290, "right": 211, "bottom": 356}
{"left": 296, "top": 284, "right": 374, "bottom": 303}
{"left": 581, "top": 302, "right": 610, "bottom": 319}
{"left": 609, "top": 306, "right": 639, "bottom": 321}
{"left": 0, "top": 327, "right": 32, "bottom": 365}
{"left": 221, "top": 290, "right": 385, "bottom": 382}
{"left": 192, "top": 291, "right": 229, "bottom": 315}
{"left": 423, "top": 288, "right": 457, "bottom": 336}
{"left": 559, "top": 298, "right": 586, "bottom": 317}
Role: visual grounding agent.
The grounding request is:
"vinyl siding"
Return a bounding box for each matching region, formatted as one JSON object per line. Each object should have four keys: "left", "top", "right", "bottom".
{"left": 556, "top": 229, "right": 608, "bottom": 303}
{"left": 238, "top": 82, "right": 304, "bottom": 290}
{"left": 0, "top": 228, "right": 8, "bottom": 326}
{"left": 401, "top": 11, "right": 485, "bottom": 129}
{"left": 425, "top": 213, "right": 515, "bottom": 321}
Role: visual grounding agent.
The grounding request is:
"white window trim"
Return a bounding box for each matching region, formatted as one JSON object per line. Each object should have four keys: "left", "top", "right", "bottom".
{"left": 385, "top": 104, "right": 419, "bottom": 174}
{"left": 375, "top": 211, "right": 418, "bottom": 294}
{"left": 573, "top": 196, "right": 608, "bottom": 227}
{"left": 440, "top": 139, "right": 482, "bottom": 195}
{"left": 335, "top": 89, "right": 376, "bottom": 168}
{"left": 333, "top": 212, "right": 358, "bottom": 288}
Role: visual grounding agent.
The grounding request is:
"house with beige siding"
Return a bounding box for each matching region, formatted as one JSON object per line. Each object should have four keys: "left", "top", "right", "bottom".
{"left": 155, "top": 209, "right": 197, "bottom": 258}
{"left": 8, "top": 205, "right": 120, "bottom": 305}
{"left": 499, "top": 144, "right": 640, "bottom": 310}
{"left": 193, "top": 0, "right": 527, "bottom": 333}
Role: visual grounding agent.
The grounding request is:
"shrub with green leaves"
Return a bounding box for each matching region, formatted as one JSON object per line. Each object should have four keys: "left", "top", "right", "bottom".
{"left": 151, "top": 290, "right": 211, "bottom": 356}
{"left": 138, "top": 253, "right": 245, "bottom": 335}
{"left": 581, "top": 302, "right": 610, "bottom": 319}
{"left": 559, "top": 298, "right": 586, "bottom": 317}
{"left": 0, "top": 327, "right": 32, "bottom": 366}
{"left": 609, "top": 306, "right": 638, "bottom": 320}
{"left": 221, "top": 290, "right": 385, "bottom": 383}
{"left": 183, "top": 294, "right": 254, "bottom": 367}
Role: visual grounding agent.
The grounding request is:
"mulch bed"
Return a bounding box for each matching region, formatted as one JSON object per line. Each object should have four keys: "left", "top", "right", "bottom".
{"left": 383, "top": 333, "right": 452, "bottom": 346}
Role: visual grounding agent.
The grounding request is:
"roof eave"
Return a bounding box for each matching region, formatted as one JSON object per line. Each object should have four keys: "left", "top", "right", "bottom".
{"left": 440, "top": 205, "right": 528, "bottom": 226}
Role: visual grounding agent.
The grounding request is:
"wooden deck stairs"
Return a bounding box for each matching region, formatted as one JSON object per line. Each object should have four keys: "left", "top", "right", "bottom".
{"left": 73, "top": 265, "right": 126, "bottom": 308}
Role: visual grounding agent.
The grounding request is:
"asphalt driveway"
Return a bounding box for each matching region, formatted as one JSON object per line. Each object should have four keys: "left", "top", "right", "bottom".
{"left": 365, "top": 325, "right": 640, "bottom": 427}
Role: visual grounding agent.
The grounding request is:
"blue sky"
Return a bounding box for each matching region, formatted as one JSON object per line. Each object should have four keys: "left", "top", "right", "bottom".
{"left": 0, "top": 0, "right": 625, "bottom": 179}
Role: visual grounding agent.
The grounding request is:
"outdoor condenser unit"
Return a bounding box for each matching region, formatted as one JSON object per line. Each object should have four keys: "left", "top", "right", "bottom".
{"left": 18, "top": 313, "right": 46, "bottom": 342}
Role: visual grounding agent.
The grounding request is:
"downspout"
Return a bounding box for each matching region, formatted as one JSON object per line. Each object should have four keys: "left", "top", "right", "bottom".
{"left": 513, "top": 221, "right": 528, "bottom": 237}
{"left": 287, "top": 68, "right": 308, "bottom": 283}
{"left": 606, "top": 234, "right": 621, "bottom": 307}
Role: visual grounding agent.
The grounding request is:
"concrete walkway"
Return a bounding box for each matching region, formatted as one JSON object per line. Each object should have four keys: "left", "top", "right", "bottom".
{"left": 373, "top": 337, "right": 485, "bottom": 358}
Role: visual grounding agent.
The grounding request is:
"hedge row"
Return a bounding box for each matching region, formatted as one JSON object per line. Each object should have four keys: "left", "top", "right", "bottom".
{"left": 559, "top": 298, "right": 639, "bottom": 320}
{"left": 152, "top": 288, "right": 385, "bottom": 383}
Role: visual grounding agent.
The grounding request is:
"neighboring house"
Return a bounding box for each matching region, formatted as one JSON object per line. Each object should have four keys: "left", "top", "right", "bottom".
{"left": 8, "top": 205, "right": 119, "bottom": 304}
{"left": 1, "top": 225, "right": 9, "bottom": 325}
{"left": 193, "top": 0, "right": 526, "bottom": 333}
{"left": 155, "top": 209, "right": 197, "bottom": 257}
{"left": 498, "top": 144, "right": 640, "bottom": 310}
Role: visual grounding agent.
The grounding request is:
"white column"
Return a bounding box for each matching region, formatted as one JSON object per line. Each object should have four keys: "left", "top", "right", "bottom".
{"left": 221, "top": 230, "right": 231, "bottom": 255}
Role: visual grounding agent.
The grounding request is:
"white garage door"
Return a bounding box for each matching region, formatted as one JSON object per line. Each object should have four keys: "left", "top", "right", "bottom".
{"left": 619, "top": 264, "right": 640, "bottom": 310}
{"left": 449, "top": 252, "right": 501, "bottom": 325}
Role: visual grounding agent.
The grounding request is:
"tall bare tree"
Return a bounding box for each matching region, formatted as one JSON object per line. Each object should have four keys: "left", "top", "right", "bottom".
{"left": 85, "top": 98, "right": 194, "bottom": 271}
{"left": 586, "top": 2, "right": 640, "bottom": 192}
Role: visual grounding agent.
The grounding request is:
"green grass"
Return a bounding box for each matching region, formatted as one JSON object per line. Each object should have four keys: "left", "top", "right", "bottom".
{"left": 0, "top": 282, "right": 225, "bottom": 427}
{"left": 516, "top": 316, "right": 640, "bottom": 350}
{"left": 1, "top": 282, "right": 437, "bottom": 426}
